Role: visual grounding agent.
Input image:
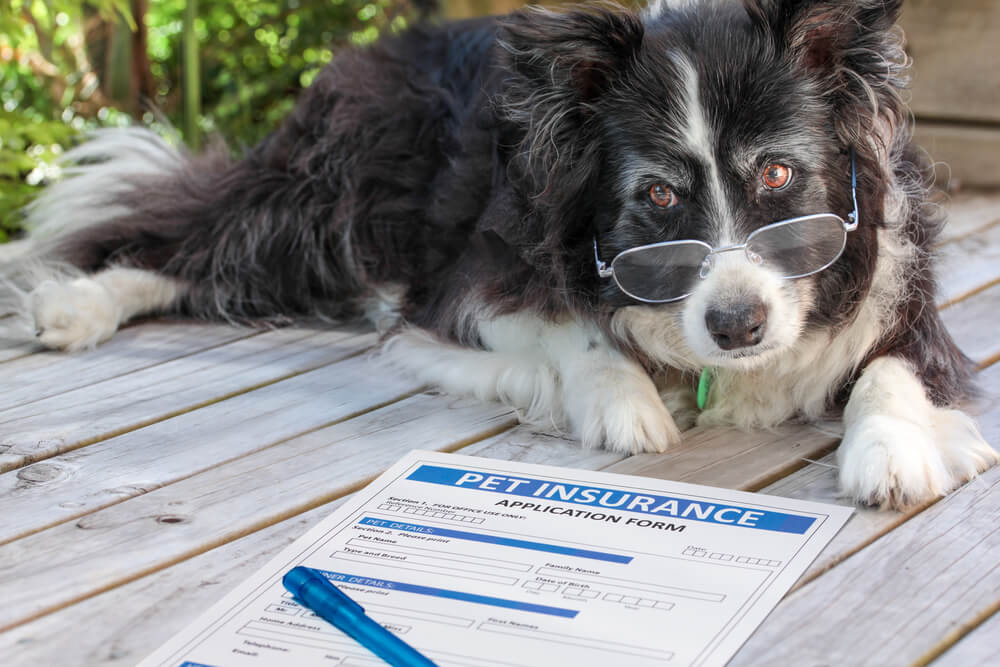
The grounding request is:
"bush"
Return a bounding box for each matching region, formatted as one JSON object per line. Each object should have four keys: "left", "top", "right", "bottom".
{"left": 0, "top": 0, "right": 414, "bottom": 240}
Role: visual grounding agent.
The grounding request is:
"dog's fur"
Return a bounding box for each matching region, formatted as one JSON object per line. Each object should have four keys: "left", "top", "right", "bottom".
{"left": 3, "top": 0, "right": 997, "bottom": 509}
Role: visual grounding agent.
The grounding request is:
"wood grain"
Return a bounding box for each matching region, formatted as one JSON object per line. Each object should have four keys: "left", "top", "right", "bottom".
{"left": 0, "top": 341, "right": 41, "bottom": 363}
{"left": 939, "top": 281, "right": 1000, "bottom": 367}
{"left": 461, "top": 424, "right": 628, "bottom": 469}
{"left": 0, "top": 500, "right": 347, "bottom": 666}
{"left": 0, "top": 354, "right": 423, "bottom": 545}
{"left": 938, "top": 194, "right": 1000, "bottom": 245}
{"left": 903, "top": 0, "right": 1000, "bottom": 124}
{"left": 0, "top": 321, "right": 253, "bottom": 410}
{"left": 0, "top": 393, "right": 515, "bottom": 631}
{"left": 936, "top": 220, "right": 1000, "bottom": 306}
{"left": 0, "top": 327, "right": 374, "bottom": 473}
{"left": 603, "top": 423, "right": 840, "bottom": 488}
{"left": 914, "top": 124, "right": 1000, "bottom": 191}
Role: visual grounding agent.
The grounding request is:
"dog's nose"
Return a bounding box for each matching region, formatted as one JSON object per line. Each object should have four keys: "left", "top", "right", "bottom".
{"left": 705, "top": 301, "right": 768, "bottom": 350}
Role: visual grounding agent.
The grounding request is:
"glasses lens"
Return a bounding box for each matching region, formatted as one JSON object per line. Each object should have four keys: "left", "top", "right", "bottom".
{"left": 746, "top": 215, "right": 847, "bottom": 278}
{"left": 611, "top": 242, "right": 711, "bottom": 302}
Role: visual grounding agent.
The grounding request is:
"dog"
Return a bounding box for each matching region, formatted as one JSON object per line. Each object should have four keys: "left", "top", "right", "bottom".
{"left": 3, "top": 0, "right": 997, "bottom": 510}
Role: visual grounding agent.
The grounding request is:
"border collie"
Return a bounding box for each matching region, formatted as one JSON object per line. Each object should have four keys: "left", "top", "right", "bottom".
{"left": 3, "top": 0, "right": 997, "bottom": 509}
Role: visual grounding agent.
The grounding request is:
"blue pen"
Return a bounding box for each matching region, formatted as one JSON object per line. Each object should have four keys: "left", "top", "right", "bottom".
{"left": 283, "top": 566, "right": 439, "bottom": 667}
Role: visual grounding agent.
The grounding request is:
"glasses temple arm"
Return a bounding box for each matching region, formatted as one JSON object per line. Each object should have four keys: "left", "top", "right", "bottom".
{"left": 845, "top": 147, "right": 860, "bottom": 232}
{"left": 593, "top": 237, "right": 613, "bottom": 278}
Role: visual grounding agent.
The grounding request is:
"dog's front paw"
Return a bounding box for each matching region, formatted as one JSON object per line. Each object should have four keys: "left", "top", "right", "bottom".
{"left": 29, "top": 278, "right": 121, "bottom": 351}
{"left": 838, "top": 415, "right": 950, "bottom": 509}
{"left": 837, "top": 409, "right": 997, "bottom": 510}
{"left": 573, "top": 374, "right": 682, "bottom": 454}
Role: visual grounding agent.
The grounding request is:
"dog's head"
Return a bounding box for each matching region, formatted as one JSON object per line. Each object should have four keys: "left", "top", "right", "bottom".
{"left": 498, "top": 0, "right": 908, "bottom": 372}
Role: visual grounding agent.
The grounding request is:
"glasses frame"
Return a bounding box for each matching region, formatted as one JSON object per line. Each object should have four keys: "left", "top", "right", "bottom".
{"left": 595, "top": 150, "right": 860, "bottom": 304}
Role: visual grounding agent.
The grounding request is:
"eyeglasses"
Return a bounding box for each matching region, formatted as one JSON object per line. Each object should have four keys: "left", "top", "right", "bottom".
{"left": 595, "top": 151, "right": 859, "bottom": 304}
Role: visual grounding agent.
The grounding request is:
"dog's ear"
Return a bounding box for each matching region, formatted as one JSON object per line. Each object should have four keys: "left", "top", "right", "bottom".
{"left": 498, "top": 6, "right": 644, "bottom": 102}
{"left": 491, "top": 6, "right": 645, "bottom": 277}
{"left": 744, "top": 0, "right": 906, "bottom": 151}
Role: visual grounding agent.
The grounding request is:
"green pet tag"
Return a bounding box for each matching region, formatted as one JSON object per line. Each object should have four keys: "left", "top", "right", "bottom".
{"left": 697, "top": 367, "right": 713, "bottom": 410}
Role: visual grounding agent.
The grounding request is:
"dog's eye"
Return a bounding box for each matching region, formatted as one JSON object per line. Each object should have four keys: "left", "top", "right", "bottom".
{"left": 762, "top": 163, "right": 792, "bottom": 190}
{"left": 649, "top": 183, "right": 678, "bottom": 208}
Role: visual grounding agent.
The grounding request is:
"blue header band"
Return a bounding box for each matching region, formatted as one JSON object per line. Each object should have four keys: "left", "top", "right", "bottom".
{"left": 406, "top": 465, "right": 816, "bottom": 534}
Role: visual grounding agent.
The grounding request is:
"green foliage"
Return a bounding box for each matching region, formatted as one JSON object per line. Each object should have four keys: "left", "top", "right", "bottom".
{"left": 1, "top": 0, "right": 136, "bottom": 239}
{"left": 0, "top": 111, "right": 78, "bottom": 241}
{"left": 0, "top": 0, "right": 413, "bottom": 240}
{"left": 145, "top": 0, "right": 408, "bottom": 147}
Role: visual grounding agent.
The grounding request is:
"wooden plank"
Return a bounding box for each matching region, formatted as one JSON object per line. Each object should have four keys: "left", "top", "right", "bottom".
{"left": 939, "top": 281, "right": 1000, "bottom": 367}
{"left": 914, "top": 123, "right": 1000, "bottom": 191}
{"left": 0, "top": 393, "right": 515, "bottom": 631}
{"left": 604, "top": 423, "right": 839, "bottom": 488}
{"left": 0, "top": 321, "right": 253, "bottom": 409}
{"left": 0, "top": 500, "right": 347, "bottom": 666}
{"left": 902, "top": 0, "right": 1000, "bottom": 124}
{"left": 0, "top": 355, "right": 423, "bottom": 545}
{"left": 460, "top": 424, "right": 627, "bottom": 469}
{"left": 937, "top": 194, "right": 1000, "bottom": 245}
{"left": 0, "top": 327, "right": 374, "bottom": 474}
{"left": 0, "top": 342, "right": 40, "bottom": 363}
{"left": 936, "top": 218, "right": 1000, "bottom": 306}
{"left": 933, "top": 608, "right": 1000, "bottom": 666}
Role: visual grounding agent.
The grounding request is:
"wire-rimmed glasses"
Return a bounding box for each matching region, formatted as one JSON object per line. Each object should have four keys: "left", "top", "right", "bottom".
{"left": 595, "top": 152, "right": 859, "bottom": 304}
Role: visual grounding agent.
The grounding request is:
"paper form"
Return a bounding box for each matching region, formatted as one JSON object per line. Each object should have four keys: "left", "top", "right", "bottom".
{"left": 139, "top": 450, "right": 853, "bottom": 667}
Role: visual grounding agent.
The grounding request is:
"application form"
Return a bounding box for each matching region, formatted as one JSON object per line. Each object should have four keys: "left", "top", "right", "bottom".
{"left": 140, "top": 450, "right": 853, "bottom": 667}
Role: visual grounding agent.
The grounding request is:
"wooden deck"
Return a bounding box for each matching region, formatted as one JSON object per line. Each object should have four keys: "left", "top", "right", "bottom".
{"left": 1, "top": 193, "right": 999, "bottom": 666}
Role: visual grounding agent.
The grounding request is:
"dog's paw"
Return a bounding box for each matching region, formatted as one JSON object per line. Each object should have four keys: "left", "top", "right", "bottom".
{"left": 837, "top": 409, "right": 997, "bottom": 510}
{"left": 573, "top": 373, "right": 682, "bottom": 454}
{"left": 29, "top": 278, "right": 121, "bottom": 351}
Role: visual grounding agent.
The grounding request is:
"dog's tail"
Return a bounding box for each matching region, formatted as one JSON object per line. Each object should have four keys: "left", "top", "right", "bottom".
{"left": 1, "top": 124, "right": 368, "bottom": 342}
{"left": 0, "top": 129, "right": 191, "bottom": 339}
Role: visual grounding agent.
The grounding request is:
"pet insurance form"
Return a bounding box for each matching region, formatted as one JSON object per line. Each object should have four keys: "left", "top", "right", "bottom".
{"left": 140, "top": 450, "right": 853, "bottom": 667}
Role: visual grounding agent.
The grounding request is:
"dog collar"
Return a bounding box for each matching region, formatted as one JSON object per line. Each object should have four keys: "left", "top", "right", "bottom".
{"left": 697, "top": 367, "right": 713, "bottom": 410}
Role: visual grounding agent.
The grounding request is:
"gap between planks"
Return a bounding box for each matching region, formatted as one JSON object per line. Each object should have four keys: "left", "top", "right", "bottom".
{"left": 0, "top": 321, "right": 263, "bottom": 410}
{"left": 915, "top": 600, "right": 1000, "bottom": 667}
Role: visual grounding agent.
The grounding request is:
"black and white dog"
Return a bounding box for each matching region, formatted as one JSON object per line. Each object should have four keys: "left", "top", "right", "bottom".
{"left": 3, "top": 0, "right": 997, "bottom": 508}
